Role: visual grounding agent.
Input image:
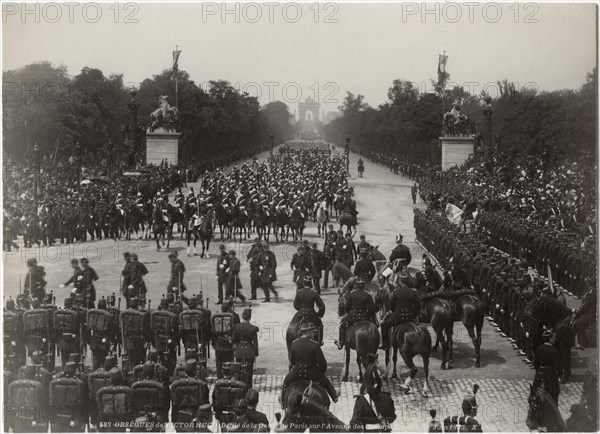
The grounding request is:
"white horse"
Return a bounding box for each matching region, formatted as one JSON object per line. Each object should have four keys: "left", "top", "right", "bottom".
{"left": 314, "top": 200, "right": 329, "bottom": 237}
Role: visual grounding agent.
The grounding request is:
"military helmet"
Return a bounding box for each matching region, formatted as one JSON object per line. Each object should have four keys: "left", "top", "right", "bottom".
{"left": 245, "top": 388, "right": 259, "bottom": 406}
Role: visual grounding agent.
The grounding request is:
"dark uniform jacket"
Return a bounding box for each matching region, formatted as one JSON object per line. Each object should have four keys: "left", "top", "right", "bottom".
{"left": 354, "top": 258, "right": 376, "bottom": 282}
{"left": 80, "top": 266, "right": 99, "bottom": 302}
{"left": 258, "top": 250, "right": 277, "bottom": 283}
{"left": 346, "top": 288, "right": 377, "bottom": 324}
{"left": 349, "top": 392, "right": 396, "bottom": 432}
{"left": 246, "top": 408, "right": 270, "bottom": 432}
{"left": 290, "top": 336, "right": 327, "bottom": 376}
{"left": 168, "top": 259, "right": 186, "bottom": 292}
{"left": 390, "top": 285, "right": 419, "bottom": 321}
{"left": 293, "top": 288, "right": 325, "bottom": 324}
{"left": 64, "top": 268, "right": 84, "bottom": 291}
{"left": 389, "top": 244, "right": 412, "bottom": 268}
{"left": 232, "top": 322, "right": 259, "bottom": 361}
{"left": 25, "top": 266, "right": 47, "bottom": 300}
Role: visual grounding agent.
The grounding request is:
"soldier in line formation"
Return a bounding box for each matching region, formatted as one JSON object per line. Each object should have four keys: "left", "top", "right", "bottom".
{"left": 414, "top": 207, "right": 596, "bottom": 403}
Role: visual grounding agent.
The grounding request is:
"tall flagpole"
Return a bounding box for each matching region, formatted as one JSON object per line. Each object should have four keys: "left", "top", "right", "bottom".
{"left": 441, "top": 50, "right": 446, "bottom": 117}
{"left": 175, "top": 45, "right": 179, "bottom": 109}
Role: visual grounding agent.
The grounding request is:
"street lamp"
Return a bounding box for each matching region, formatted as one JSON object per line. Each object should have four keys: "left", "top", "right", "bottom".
{"left": 269, "top": 133, "right": 274, "bottom": 166}
{"left": 32, "top": 142, "right": 41, "bottom": 213}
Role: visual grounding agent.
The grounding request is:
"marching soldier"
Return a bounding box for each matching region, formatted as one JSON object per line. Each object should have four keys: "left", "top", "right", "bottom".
{"left": 246, "top": 238, "right": 263, "bottom": 300}
{"left": 244, "top": 388, "right": 270, "bottom": 432}
{"left": 258, "top": 242, "right": 278, "bottom": 302}
{"left": 24, "top": 258, "right": 46, "bottom": 302}
{"left": 211, "top": 300, "right": 240, "bottom": 379}
{"left": 216, "top": 244, "right": 229, "bottom": 305}
{"left": 411, "top": 183, "right": 418, "bottom": 204}
{"left": 120, "top": 297, "right": 148, "bottom": 372}
{"left": 4, "top": 297, "right": 26, "bottom": 372}
{"left": 232, "top": 308, "right": 259, "bottom": 389}
{"left": 308, "top": 242, "right": 324, "bottom": 294}
{"left": 226, "top": 250, "right": 246, "bottom": 303}
{"left": 121, "top": 252, "right": 133, "bottom": 307}
{"left": 167, "top": 252, "right": 188, "bottom": 303}
{"left": 212, "top": 362, "right": 247, "bottom": 424}
{"left": 291, "top": 245, "right": 307, "bottom": 289}
{"left": 79, "top": 257, "right": 98, "bottom": 308}
{"left": 49, "top": 361, "right": 87, "bottom": 432}
{"left": 54, "top": 297, "right": 83, "bottom": 369}
{"left": 96, "top": 368, "right": 135, "bottom": 432}
{"left": 60, "top": 258, "right": 83, "bottom": 295}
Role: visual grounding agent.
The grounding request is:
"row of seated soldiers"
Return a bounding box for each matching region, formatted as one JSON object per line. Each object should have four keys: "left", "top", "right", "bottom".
{"left": 478, "top": 211, "right": 596, "bottom": 297}
{"left": 5, "top": 345, "right": 269, "bottom": 433}
{"left": 414, "top": 207, "right": 597, "bottom": 363}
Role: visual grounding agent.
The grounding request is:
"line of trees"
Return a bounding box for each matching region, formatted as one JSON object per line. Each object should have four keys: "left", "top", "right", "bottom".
{"left": 324, "top": 70, "right": 597, "bottom": 163}
{"left": 2, "top": 62, "right": 297, "bottom": 163}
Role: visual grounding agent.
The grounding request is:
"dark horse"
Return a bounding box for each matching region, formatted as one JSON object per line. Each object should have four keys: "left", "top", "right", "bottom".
{"left": 567, "top": 371, "right": 598, "bottom": 432}
{"left": 418, "top": 295, "right": 454, "bottom": 370}
{"left": 254, "top": 205, "right": 271, "bottom": 242}
{"left": 339, "top": 210, "right": 356, "bottom": 235}
{"left": 280, "top": 381, "right": 346, "bottom": 432}
{"left": 287, "top": 207, "right": 305, "bottom": 243}
{"left": 338, "top": 282, "right": 380, "bottom": 382}
{"left": 215, "top": 203, "right": 232, "bottom": 240}
{"left": 153, "top": 215, "right": 171, "bottom": 251}
{"left": 198, "top": 209, "right": 214, "bottom": 258}
{"left": 527, "top": 384, "right": 567, "bottom": 432}
{"left": 452, "top": 294, "right": 484, "bottom": 368}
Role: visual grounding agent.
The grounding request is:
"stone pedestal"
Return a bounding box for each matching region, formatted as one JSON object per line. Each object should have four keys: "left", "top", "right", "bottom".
{"left": 440, "top": 134, "right": 475, "bottom": 170}
{"left": 146, "top": 128, "right": 180, "bottom": 166}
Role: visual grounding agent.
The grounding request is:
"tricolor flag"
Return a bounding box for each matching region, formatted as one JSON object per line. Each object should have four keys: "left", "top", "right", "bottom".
{"left": 437, "top": 53, "right": 448, "bottom": 89}
{"left": 172, "top": 48, "right": 181, "bottom": 74}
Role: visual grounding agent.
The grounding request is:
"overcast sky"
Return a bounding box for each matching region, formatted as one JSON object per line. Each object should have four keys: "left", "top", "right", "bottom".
{"left": 3, "top": 2, "right": 597, "bottom": 113}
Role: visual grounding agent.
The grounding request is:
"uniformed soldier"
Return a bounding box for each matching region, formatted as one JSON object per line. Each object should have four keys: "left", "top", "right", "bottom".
{"left": 244, "top": 388, "right": 270, "bottom": 432}
{"left": 307, "top": 242, "right": 324, "bottom": 294}
{"left": 121, "top": 252, "right": 133, "bottom": 307}
{"left": 349, "top": 356, "right": 396, "bottom": 432}
{"left": 380, "top": 272, "right": 420, "bottom": 349}
{"left": 216, "top": 244, "right": 229, "bottom": 305}
{"left": 212, "top": 362, "right": 247, "bottom": 424}
{"left": 167, "top": 252, "right": 188, "bottom": 302}
{"left": 54, "top": 297, "right": 83, "bottom": 369}
{"left": 533, "top": 328, "right": 562, "bottom": 404}
{"left": 335, "top": 279, "right": 377, "bottom": 350}
{"left": 4, "top": 297, "right": 26, "bottom": 372}
{"left": 79, "top": 257, "right": 99, "bottom": 308}
{"left": 258, "top": 242, "right": 278, "bottom": 301}
{"left": 60, "top": 259, "right": 83, "bottom": 295}
{"left": 232, "top": 308, "right": 259, "bottom": 389}
{"left": 443, "top": 385, "right": 483, "bottom": 432}
{"left": 246, "top": 238, "right": 263, "bottom": 300}
{"left": 226, "top": 251, "right": 246, "bottom": 303}
{"left": 411, "top": 183, "right": 418, "bottom": 204}
{"left": 292, "top": 276, "right": 326, "bottom": 345}
{"left": 212, "top": 301, "right": 240, "bottom": 379}
{"left": 354, "top": 249, "right": 376, "bottom": 283}
{"left": 291, "top": 245, "right": 307, "bottom": 289}
{"left": 389, "top": 234, "right": 412, "bottom": 270}
{"left": 24, "top": 258, "right": 46, "bottom": 302}
{"left": 280, "top": 323, "right": 338, "bottom": 406}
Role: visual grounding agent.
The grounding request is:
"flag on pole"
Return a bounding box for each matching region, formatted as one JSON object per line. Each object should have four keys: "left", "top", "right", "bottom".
{"left": 172, "top": 48, "right": 181, "bottom": 73}
{"left": 437, "top": 52, "right": 448, "bottom": 89}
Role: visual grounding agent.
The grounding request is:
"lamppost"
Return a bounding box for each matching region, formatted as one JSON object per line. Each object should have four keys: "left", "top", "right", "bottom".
{"left": 32, "top": 142, "right": 41, "bottom": 213}
{"left": 269, "top": 133, "right": 274, "bottom": 167}
{"left": 128, "top": 89, "right": 139, "bottom": 167}
{"left": 345, "top": 136, "right": 351, "bottom": 173}
{"left": 482, "top": 96, "right": 493, "bottom": 169}
{"left": 75, "top": 141, "right": 82, "bottom": 185}
{"left": 107, "top": 139, "right": 113, "bottom": 180}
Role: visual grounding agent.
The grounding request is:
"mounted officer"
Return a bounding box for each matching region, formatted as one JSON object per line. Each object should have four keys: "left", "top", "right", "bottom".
{"left": 380, "top": 271, "right": 420, "bottom": 350}
{"left": 354, "top": 248, "right": 377, "bottom": 283}
{"left": 280, "top": 323, "right": 338, "bottom": 406}
{"left": 292, "top": 274, "right": 326, "bottom": 345}
{"left": 389, "top": 234, "right": 412, "bottom": 269}
{"left": 335, "top": 278, "right": 378, "bottom": 350}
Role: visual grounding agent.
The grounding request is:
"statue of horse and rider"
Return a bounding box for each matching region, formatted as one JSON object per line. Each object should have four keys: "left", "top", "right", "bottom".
{"left": 149, "top": 95, "right": 179, "bottom": 132}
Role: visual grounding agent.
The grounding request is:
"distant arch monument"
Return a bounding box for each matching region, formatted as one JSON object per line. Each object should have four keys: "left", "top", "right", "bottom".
{"left": 298, "top": 97, "right": 320, "bottom": 138}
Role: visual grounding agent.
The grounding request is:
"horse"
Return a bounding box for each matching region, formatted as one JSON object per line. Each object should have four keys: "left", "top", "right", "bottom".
{"left": 273, "top": 207, "right": 289, "bottom": 243}
{"left": 167, "top": 203, "right": 186, "bottom": 239}
{"left": 215, "top": 202, "right": 232, "bottom": 240}
{"left": 253, "top": 205, "right": 271, "bottom": 242}
{"left": 198, "top": 209, "right": 214, "bottom": 258}
{"left": 526, "top": 384, "right": 568, "bottom": 432}
{"left": 385, "top": 321, "right": 431, "bottom": 397}
{"left": 232, "top": 207, "right": 250, "bottom": 242}
{"left": 339, "top": 210, "right": 356, "bottom": 235}
{"left": 287, "top": 207, "right": 305, "bottom": 243}
{"left": 152, "top": 212, "right": 171, "bottom": 251}
{"left": 452, "top": 294, "right": 484, "bottom": 368}
{"left": 127, "top": 204, "right": 146, "bottom": 241}
{"left": 331, "top": 261, "right": 354, "bottom": 288}
{"left": 418, "top": 295, "right": 455, "bottom": 370}
{"left": 185, "top": 215, "right": 200, "bottom": 257}
{"left": 280, "top": 381, "right": 345, "bottom": 432}
{"left": 367, "top": 245, "right": 386, "bottom": 262}
{"left": 566, "top": 371, "right": 598, "bottom": 431}
{"left": 109, "top": 204, "right": 126, "bottom": 240}
{"left": 314, "top": 200, "right": 329, "bottom": 238}
{"left": 333, "top": 194, "right": 344, "bottom": 220}
{"left": 143, "top": 202, "right": 154, "bottom": 239}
